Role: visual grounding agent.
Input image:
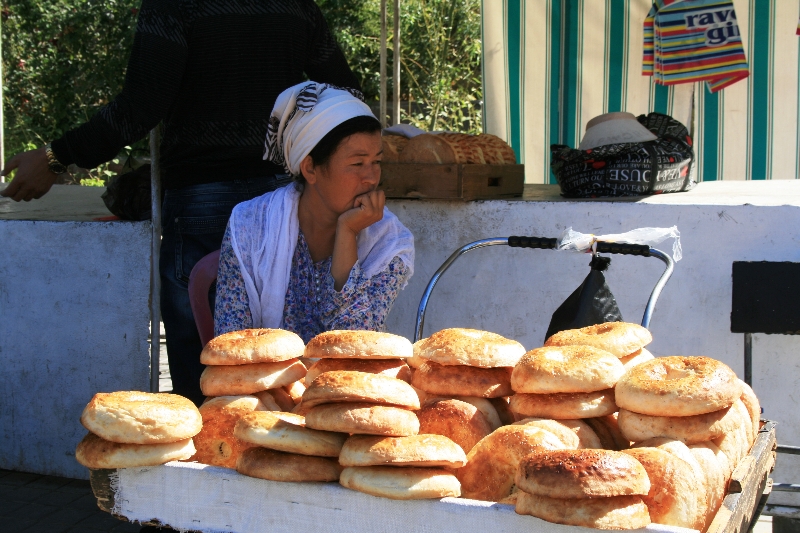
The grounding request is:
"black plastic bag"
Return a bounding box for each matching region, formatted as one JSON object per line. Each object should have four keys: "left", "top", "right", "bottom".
{"left": 544, "top": 256, "right": 623, "bottom": 342}
{"left": 101, "top": 164, "right": 152, "bottom": 221}
{"left": 551, "top": 113, "right": 696, "bottom": 198}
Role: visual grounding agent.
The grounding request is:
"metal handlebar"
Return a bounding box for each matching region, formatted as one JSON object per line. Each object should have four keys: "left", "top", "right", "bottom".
{"left": 414, "top": 236, "right": 675, "bottom": 342}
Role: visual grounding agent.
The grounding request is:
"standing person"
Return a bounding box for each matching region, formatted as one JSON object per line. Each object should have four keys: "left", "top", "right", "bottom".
{"left": 0, "top": 0, "right": 361, "bottom": 407}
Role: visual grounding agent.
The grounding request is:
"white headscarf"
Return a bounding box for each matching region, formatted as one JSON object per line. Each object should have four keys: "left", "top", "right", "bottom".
{"left": 263, "top": 82, "right": 376, "bottom": 176}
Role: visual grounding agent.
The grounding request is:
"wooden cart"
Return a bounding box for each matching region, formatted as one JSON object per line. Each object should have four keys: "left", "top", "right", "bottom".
{"left": 88, "top": 421, "right": 777, "bottom": 533}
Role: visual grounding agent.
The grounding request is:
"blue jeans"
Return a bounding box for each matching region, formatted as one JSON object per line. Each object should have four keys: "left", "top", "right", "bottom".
{"left": 159, "top": 176, "right": 292, "bottom": 405}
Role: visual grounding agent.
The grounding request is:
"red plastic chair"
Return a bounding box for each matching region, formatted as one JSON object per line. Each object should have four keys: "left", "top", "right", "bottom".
{"left": 188, "top": 249, "right": 221, "bottom": 347}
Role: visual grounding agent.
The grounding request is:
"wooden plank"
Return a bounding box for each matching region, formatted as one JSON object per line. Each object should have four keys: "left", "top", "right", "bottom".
{"left": 707, "top": 422, "right": 777, "bottom": 533}
{"left": 461, "top": 165, "right": 525, "bottom": 201}
{"left": 89, "top": 468, "right": 116, "bottom": 513}
{"left": 729, "top": 421, "right": 778, "bottom": 493}
{"left": 380, "top": 164, "right": 460, "bottom": 199}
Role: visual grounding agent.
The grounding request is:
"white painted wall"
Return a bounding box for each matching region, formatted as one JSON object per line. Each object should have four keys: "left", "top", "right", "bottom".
{"left": 0, "top": 220, "right": 151, "bottom": 480}
{"left": 386, "top": 181, "right": 800, "bottom": 506}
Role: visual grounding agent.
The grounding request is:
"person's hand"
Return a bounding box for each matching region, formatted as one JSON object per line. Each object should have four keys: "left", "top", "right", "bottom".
{"left": 0, "top": 147, "right": 61, "bottom": 202}
{"left": 336, "top": 189, "right": 385, "bottom": 236}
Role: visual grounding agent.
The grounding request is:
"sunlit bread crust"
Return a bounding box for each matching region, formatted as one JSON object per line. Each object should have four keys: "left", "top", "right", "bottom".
{"left": 339, "top": 466, "right": 461, "bottom": 500}
{"left": 302, "top": 371, "right": 420, "bottom": 409}
{"left": 690, "top": 441, "right": 732, "bottom": 482}
{"left": 305, "top": 358, "right": 411, "bottom": 385}
{"left": 633, "top": 437, "right": 709, "bottom": 530}
{"left": 304, "top": 402, "right": 419, "bottom": 436}
{"left": 512, "top": 418, "right": 581, "bottom": 449}
{"left": 456, "top": 425, "right": 567, "bottom": 501}
{"left": 233, "top": 411, "right": 346, "bottom": 457}
{"left": 619, "top": 348, "right": 655, "bottom": 371}
{"left": 738, "top": 380, "right": 762, "bottom": 439}
{"left": 516, "top": 449, "right": 650, "bottom": 499}
{"left": 199, "top": 359, "right": 307, "bottom": 396}
{"left": 451, "top": 396, "right": 502, "bottom": 430}
{"left": 236, "top": 447, "right": 342, "bottom": 482}
{"left": 304, "top": 330, "right": 412, "bottom": 359}
{"left": 584, "top": 414, "right": 630, "bottom": 451}
{"left": 544, "top": 322, "right": 652, "bottom": 358}
{"left": 622, "top": 447, "right": 701, "bottom": 530}
{"left": 411, "top": 361, "right": 513, "bottom": 398}
{"left": 511, "top": 346, "right": 625, "bottom": 394}
{"left": 80, "top": 391, "right": 202, "bottom": 444}
{"left": 617, "top": 400, "right": 743, "bottom": 444}
{"left": 615, "top": 356, "right": 742, "bottom": 416}
{"left": 191, "top": 396, "right": 267, "bottom": 468}
{"left": 200, "top": 328, "right": 305, "bottom": 365}
{"left": 509, "top": 390, "right": 617, "bottom": 420}
{"left": 514, "top": 418, "right": 602, "bottom": 449}
{"left": 75, "top": 432, "right": 196, "bottom": 469}
{"left": 414, "top": 328, "right": 525, "bottom": 368}
{"left": 417, "top": 398, "right": 493, "bottom": 454}
{"left": 339, "top": 434, "right": 467, "bottom": 468}
{"left": 689, "top": 443, "right": 727, "bottom": 531}
{"left": 514, "top": 492, "right": 651, "bottom": 530}
{"left": 256, "top": 387, "right": 295, "bottom": 412}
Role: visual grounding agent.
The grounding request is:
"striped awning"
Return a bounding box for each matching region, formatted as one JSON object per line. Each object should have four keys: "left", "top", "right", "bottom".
{"left": 482, "top": 0, "right": 800, "bottom": 183}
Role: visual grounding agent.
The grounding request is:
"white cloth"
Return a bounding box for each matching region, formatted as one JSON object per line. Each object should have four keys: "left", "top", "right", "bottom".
{"left": 263, "top": 82, "right": 375, "bottom": 176}
{"left": 228, "top": 184, "right": 414, "bottom": 329}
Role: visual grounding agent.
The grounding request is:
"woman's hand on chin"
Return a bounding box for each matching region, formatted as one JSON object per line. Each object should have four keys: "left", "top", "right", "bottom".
{"left": 336, "top": 189, "right": 386, "bottom": 237}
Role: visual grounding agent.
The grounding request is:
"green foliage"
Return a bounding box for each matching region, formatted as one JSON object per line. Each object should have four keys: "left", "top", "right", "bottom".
{"left": 1, "top": 0, "right": 143, "bottom": 179}
{"left": 1, "top": 0, "right": 482, "bottom": 186}
{"left": 318, "top": 0, "right": 483, "bottom": 133}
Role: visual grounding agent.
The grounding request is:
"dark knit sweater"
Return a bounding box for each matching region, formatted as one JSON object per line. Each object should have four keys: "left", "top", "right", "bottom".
{"left": 51, "top": 0, "right": 360, "bottom": 190}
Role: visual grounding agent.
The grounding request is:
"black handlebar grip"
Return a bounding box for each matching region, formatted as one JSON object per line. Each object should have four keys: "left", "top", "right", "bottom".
{"left": 594, "top": 242, "right": 651, "bottom": 256}
{"left": 507, "top": 236, "right": 558, "bottom": 249}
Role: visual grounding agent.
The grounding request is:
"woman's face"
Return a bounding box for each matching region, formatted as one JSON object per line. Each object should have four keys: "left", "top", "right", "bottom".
{"left": 304, "top": 131, "right": 382, "bottom": 215}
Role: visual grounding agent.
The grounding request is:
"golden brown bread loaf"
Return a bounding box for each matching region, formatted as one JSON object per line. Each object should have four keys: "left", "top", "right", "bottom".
{"left": 622, "top": 447, "right": 702, "bottom": 529}
{"left": 191, "top": 395, "right": 268, "bottom": 468}
{"left": 456, "top": 425, "right": 568, "bottom": 501}
{"left": 411, "top": 361, "right": 513, "bottom": 398}
{"left": 304, "top": 402, "right": 420, "bottom": 436}
{"left": 619, "top": 348, "right": 655, "bottom": 370}
{"left": 283, "top": 381, "right": 306, "bottom": 404}
{"left": 416, "top": 398, "right": 493, "bottom": 454}
{"left": 511, "top": 346, "right": 625, "bottom": 394}
{"left": 689, "top": 444, "right": 727, "bottom": 531}
{"left": 200, "top": 329, "right": 305, "bottom": 365}
{"left": 251, "top": 390, "right": 282, "bottom": 411}
{"left": 544, "top": 322, "right": 652, "bottom": 358}
{"left": 75, "top": 432, "right": 196, "bottom": 469}
{"left": 515, "top": 449, "right": 650, "bottom": 499}
{"left": 397, "top": 133, "right": 516, "bottom": 165}
{"left": 233, "top": 411, "right": 346, "bottom": 457}
{"left": 257, "top": 387, "right": 296, "bottom": 412}
{"left": 617, "top": 400, "right": 743, "bottom": 444}
{"left": 305, "top": 358, "right": 412, "bottom": 385}
{"left": 304, "top": 330, "right": 412, "bottom": 359}
{"left": 302, "top": 371, "right": 420, "bottom": 409}
{"left": 512, "top": 418, "right": 581, "bottom": 449}
{"left": 399, "top": 134, "right": 460, "bottom": 164}
{"left": 236, "top": 447, "right": 342, "bottom": 482}
{"left": 339, "top": 466, "right": 461, "bottom": 500}
{"left": 80, "top": 391, "right": 202, "bottom": 444}
{"left": 509, "top": 389, "right": 617, "bottom": 419}
{"left": 199, "top": 359, "right": 307, "bottom": 396}
{"left": 413, "top": 328, "right": 525, "bottom": 368}
{"left": 690, "top": 440, "right": 732, "bottom": 481}
{"left": 450, "top": 396, "right": 502, "bottom": 430}
{"left": 489, "top": 397, "right": 516, "bottom": 426}
{"left": 616, "top": 356, "right": 742, "bottom": 417}
{"left": 555, "top": 419, "right": 604, "bottom": 449}
{"left": 514, "top": 492, "right": 651, "bottom": 530}
{"left": 338, "top": 434, "right": 467, "bottom": 468}
{"left": 381, "top": 134, "right": 409, "bottom": 163}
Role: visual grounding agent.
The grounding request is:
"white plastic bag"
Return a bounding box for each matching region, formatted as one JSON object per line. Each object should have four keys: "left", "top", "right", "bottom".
{"left": 556, "top": 226, "right": 682, "bottom": 262}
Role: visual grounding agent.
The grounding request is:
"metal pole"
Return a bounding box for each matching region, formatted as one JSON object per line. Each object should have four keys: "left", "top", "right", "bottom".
{"left": 392, "top": 0, "right": 400, "bottom": 125}
{"left": 149, "top": 126, "right": 162, "bottom": 393}
{"left": 379, "top": 0, "right": 387, "bottom": 128}
{"left": 744, "top": 332, "right": 753, "bottom": 386}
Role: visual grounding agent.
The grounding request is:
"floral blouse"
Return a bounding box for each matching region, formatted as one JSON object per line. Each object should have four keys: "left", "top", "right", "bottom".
{"left": 214, "top": 226, "right": 410, "bottom": 343}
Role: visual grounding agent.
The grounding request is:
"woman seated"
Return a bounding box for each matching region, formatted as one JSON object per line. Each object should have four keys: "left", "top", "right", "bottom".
{"left": 214, "top": 82, "right": 414, "bottom": 342}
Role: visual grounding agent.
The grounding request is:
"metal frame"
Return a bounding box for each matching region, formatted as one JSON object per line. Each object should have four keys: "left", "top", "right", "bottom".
{"left": 414, "top": 237, "right": 675, "bottom": 342}
{"left": 149, "top": 126, "right": 162, "bottom": 393}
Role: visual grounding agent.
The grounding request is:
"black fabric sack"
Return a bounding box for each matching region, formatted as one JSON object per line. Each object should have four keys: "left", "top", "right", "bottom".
{"left": 551, "top": 112, "right": 696, "bottom": 198}
{"left": 544, "top": 256, "right": 623, "bottom": 342}
{"left": 101, "top": 164, "right": 152, "bottom": 221}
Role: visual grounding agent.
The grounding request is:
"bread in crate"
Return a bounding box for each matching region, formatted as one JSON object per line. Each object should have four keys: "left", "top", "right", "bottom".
{"left": 382, "top": 132, "right": 516, "bottom": 164}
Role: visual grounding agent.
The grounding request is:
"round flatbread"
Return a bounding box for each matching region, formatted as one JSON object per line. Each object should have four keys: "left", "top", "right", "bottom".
{"left": 199, "top": 359, "right": 307, "bottom": 396}
{"left": 339, "top": 466, "right": 460, "bottom": 500}
{"left": 544, "top": 322, "right": 652, "bottom": 358}
{"left": 413, "top": 328, "right": 525, "bottom": 368}
{"left": 302, "top": 371, "right": 419, "bottom": 409}
{"left": 200, "top": 329, "right": 305, "bottom": 365}
{"left": 233, "top": 411, "right": 346, "bottom": 457}
{"left": 304, "top": 330, "right": 412, "bottom": 359}
{"left": 304, "top": 403, "right": 420, "bottom": 437}
{"left": 509, "top": 390, "right": 617, "bottom": 420}
{"left": 75, "top": 432, "right": 196, "bottom": 469}
{"left": 236, "top": 447, "right": 342, "bottom": 482}
{"left": 339, "top": 434, "right": 467, "bottom": 468}
{"left": 411, "top": 361, "right": 513, "bottom": 398}
{"left": 511, "top": 345, "right": 625, "bottom": 394}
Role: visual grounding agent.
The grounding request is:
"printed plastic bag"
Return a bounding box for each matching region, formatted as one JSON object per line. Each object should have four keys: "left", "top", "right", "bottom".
{"left": 551, "top": 113, "right": 695, "bottom": 198}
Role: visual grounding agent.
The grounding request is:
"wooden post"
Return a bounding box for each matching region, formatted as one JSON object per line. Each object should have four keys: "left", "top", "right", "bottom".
{"left": 149, "top": 126, "right": 162, "bottom": 393}
{"left": 0, "top": 16, "right": 5, "bottom": 182}
{"left": 392, "top": 0, "right": 400, "bottom": 126}
{"left": 380, "top": 0, "right": 387, "bottom": 128}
